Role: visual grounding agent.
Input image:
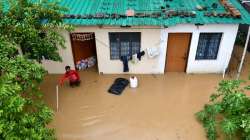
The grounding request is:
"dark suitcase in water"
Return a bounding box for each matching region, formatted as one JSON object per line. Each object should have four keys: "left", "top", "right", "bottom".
{"left": 108, "top": 78, "right": 129, "bottom": 95}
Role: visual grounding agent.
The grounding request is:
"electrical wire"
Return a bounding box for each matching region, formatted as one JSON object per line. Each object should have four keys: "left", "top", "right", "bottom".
{"left": 94, "top": 36, "right": 162, "bottom": 49}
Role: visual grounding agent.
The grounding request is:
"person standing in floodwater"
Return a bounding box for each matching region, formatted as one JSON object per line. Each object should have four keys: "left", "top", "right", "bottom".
{"left": 59, "top": 66, "right": 81, "bottom": 87}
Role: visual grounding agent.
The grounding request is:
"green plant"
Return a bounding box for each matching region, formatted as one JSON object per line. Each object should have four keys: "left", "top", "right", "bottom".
{"left": 0, "top": 0, "right": 73, "bottom": 62}
{"left": 0, "top": 37, "right": 56, "bottom": 139}
{"left": 196, "top": 80, "right": 250, "bottom": 140}
{"left": 0, "top": 0, "right": 72, "bottom": 139}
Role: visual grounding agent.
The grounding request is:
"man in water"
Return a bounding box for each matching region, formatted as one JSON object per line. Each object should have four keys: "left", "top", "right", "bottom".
{"left": 60, "top": 66, "right": 81, "bottom": 87}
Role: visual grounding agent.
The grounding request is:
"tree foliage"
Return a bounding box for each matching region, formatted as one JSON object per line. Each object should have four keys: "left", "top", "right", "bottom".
{"left": 0, "top": 37, "right": 55, "bottom": 139}
{"left": 0, "top": 0, "right": 71, "bottom": 139}
{"left": 0, "top": 0, "right": 72, "bottom": 62}
{"left": 196, "top": 80, "right": 250, "bottom": 140}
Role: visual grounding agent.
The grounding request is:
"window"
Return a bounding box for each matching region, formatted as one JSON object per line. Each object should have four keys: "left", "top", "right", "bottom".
{"left": 195, "top": 33, "right": 222, "bottom": 60}
{"left": 109, "top": 32, "right": 141, "bottom": 60}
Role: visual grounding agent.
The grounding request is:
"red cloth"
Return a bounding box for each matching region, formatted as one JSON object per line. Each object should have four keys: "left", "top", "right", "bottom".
{"left": 60, "top": 70, "right": 80, "bottom": 85}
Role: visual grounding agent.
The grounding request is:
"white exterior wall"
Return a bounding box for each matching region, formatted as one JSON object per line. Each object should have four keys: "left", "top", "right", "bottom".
{"left": 42, "top": 24, "right": 238, "bottom": 74}
{"left": 162, "top": 24, "right": 239, "bottom": 73}
{"left": 95, "top": 27, "right": 162, "bottom": 74}
{"left": 42, "top": 31, "right": 75, "bottom": 74}
{"left": 43, "top": 26, "right": 164, "bottom": 74}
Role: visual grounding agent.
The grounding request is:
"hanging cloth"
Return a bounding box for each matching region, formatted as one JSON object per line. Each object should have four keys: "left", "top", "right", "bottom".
{"left": 120, "top": 56, "right": 129, "bottom": 72}
{"left": 137, "top": 51, "right": 145, "bottom": 61}
{"left": 131, "top": 54, "right": 139, "bottom": 64}
{"left": 146, "top": 47, "right": 160, "bottom": 58}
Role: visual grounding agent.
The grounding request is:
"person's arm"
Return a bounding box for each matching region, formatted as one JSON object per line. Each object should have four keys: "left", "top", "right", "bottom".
{"left": 59, "top": 73, "right": 68, "bottom": 86}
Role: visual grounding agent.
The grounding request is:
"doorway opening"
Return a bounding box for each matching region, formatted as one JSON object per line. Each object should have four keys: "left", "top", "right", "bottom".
{"left": 70, "top": 32, "right": 98, "bottom": 72}
{"left": 165, "top": 33, "right": 192, "bottom": 72}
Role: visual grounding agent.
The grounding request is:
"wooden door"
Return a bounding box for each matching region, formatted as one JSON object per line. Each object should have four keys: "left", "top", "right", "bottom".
{"left": 165, "top": 33, "right": 191, "bottom": 72}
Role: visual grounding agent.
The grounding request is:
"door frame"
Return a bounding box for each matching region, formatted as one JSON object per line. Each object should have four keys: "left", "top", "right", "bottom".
{"left": 165, "top": 32, "right": 193, "bottom": 73}
{"left": 69, "top": 32, "right": 98, "bottom": 71}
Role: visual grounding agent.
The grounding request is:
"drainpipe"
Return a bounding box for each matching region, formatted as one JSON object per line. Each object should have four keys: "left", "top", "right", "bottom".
{"left": 236, "top": 26, "right": 250, "bottom": 79}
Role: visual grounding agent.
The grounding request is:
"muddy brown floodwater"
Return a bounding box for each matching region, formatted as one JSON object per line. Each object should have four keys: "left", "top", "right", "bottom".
{"left": 41, "top": 52, "right": 250, "bottom": 140}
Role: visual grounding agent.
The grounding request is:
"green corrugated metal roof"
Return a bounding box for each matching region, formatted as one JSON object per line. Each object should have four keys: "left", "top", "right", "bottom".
{"left": 1, "top": 0, "right": 250, "bottom": 26}
{"left": 60, "top": 0, "right": 250, "bottom": 26}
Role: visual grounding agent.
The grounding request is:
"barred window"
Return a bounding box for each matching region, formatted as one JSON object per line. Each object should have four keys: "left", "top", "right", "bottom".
{"left": 195, "top": 33, "right": 222, "bottom": 60}
{"left": 109, "top": 32, "right": 141, "bottom": 60}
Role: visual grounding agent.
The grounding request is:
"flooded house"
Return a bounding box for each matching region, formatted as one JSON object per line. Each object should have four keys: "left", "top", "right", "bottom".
{"left": 42, "top": 0, "right": 250, "bottom": 74}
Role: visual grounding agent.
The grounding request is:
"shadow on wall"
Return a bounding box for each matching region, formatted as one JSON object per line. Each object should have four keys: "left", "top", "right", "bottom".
{"left": 237, "top": 24, "right": 250, "bottom": 51}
